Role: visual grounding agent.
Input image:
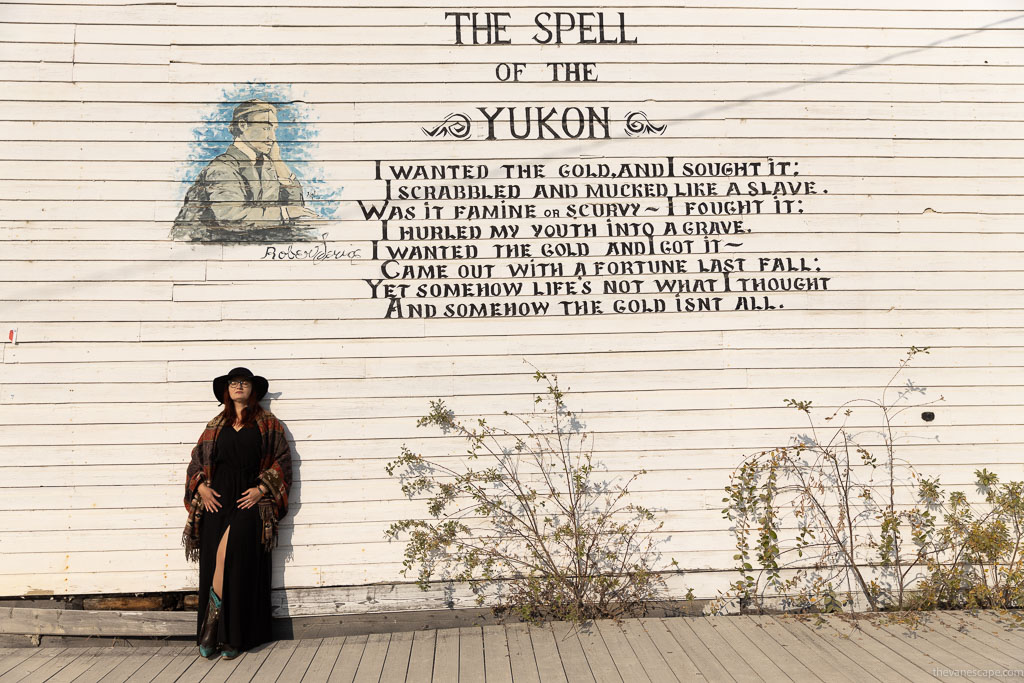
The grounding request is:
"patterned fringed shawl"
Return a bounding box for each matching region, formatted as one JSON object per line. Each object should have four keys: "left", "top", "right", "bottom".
{"left": 182, "top": 410, "right": 292, "bottom": 561}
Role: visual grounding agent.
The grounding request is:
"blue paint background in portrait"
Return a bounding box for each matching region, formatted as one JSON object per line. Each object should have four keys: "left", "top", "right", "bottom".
{"left": 178, "top": 83, "right": 343, "bottom": 219}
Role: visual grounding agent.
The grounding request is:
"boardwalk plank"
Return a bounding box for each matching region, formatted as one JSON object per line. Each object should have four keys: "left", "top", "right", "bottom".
{"left": 526, "top": 623, "right": 568, "bottom": 683}
{"left": 688, "top": 617, "right": 761, "bottom": 683}
{"left": 958, "top": 610, "right": 1024, "bottom": 651}
{"left": 970, "top": 612, "right": 1024, "bottom": 657}
{"left": 973, "top": 610, "right": 1024, "bottom": 641}
{"left": 0, "top": 650, "right": 38, "bottom": 678}
{"left": 97, "top": 647, "right": 171, "bottom": 683}
{"left": 743, "top": 616, "right": 851, "bottom": 683}
{"left": 857, "top": 620, "right": 990, "bottom": 683}
{"left": 932, "top": 612, "right": 1024, "bottom": 666}
{"left": 773, "top": 617, "right": 883, "bottom": 683}
{"left": 788, "top": 617, "right": 906, "bottom": 683}
{"left": 47, "top": 648, "right": 108, "bottom": 683}
{"left": 17, "top": 648, "right": 88, "bottom": 683}
{"left": 150, "top": 649, "right": 201, "bottom": 683}
{"left": 573, "top": 623, "right": 622, "bottom": 683}
{"left": 168, "top": 649, "right": 218, "bottom": 683}
{"left": 74, "top": 650, "right": 135, "bottom": 683}
{"left": 915, "top": 618, "right": 1015, "bottom": 671}
{"left": 124, "top": 646, "right": 188, "bottom": 683}
{"left": 282, "top": 638, "right": 323, "bottom": 681}
{"left": 616, "top": 620, "right": 679, "bottom": 683}
{"left": 705, "top": 616, "right": 789, "bottom": 683}
{"left": 506, "top": 623, "right": 541, "bottom": 683}
{"left": 872, "top": 618, "right": 1003, "bottom": 679}
{"left": 379, "top": 631, "right": 414, "bottom": 683}
{"left": 456, "top": 628, "right": 483, "bottom": 683}
{"left": 593, "top": 620, "right": 650, "bottom": 683}
{"left": 926, "top": 614, "right": 1024, "bottom": 671}
{"left": 812, "top": 617, "right": 934, "bottom": 683}
{"left": 253, "top": 639, "right": 300, "bottom": 682}
{"left": 198, "top": 649, "right": 245, "bottom": 683}
{"left": 352, "top": 633, "right": 390, "bottom": 683}
{"left": 635, "top": 619, "right": 699, "bottom": 682}
{"left": 0, "top": 648, "right": 66, "bottom": 683}
{"left": 431, "top": 628, "right": 458, "bottom": 683}
{"left": 733, "top": 617, "right": 820, "bottom": 683}
{"left": 547, "top": 623, "right": 595, "bottom": 683}
{"left": 329, "top": 634, "right": 368, "bottom": 683}
{"left": 404, "top": 631, "right": 434, "bottom": 683}
{"left": 225, "top": 647, "right": 274, "bottom": 683}
{"left": 481, "top": 625, "right": 511, "bottom": 683}
{"left": 302, "top": 637, "right": 344, "bottom": 683}
{"left": 661, "top": 617, "right": 733, "bottom": 682}
{"left": 8, "top": 615, "right": 1023, "bottom": 683}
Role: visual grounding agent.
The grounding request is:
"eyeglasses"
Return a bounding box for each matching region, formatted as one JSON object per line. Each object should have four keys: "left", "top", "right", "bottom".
{"left": 228, "top": 380, "right": 252, "bottom": 388}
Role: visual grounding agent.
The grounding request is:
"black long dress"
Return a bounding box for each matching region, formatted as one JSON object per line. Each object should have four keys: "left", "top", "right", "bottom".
{"left": 196, "top": 424, "right": 273, "bottom": 651}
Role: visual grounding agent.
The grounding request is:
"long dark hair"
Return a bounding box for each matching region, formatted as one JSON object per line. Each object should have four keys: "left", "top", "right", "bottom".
{"left": 220, "top": 386, "right": 264, "bottom": 427}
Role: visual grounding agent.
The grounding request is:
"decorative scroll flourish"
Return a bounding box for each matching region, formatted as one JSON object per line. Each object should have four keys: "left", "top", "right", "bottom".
{"left": 422, "top": 113, "right": 472, "bottom": 139}
{"left": 624, "top": 111, "right": 667, "bottom": 137}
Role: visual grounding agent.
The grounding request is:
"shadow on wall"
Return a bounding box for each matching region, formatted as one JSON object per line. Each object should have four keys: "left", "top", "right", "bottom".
{"left": 265, "top": 391, "right": 299, "bottom": 566}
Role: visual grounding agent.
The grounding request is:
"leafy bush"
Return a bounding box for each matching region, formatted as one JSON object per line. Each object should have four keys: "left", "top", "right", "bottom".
{"left": 384, "top": 371, "right": 668, "bottom": 622}
{"left": 718, "top": 347, "right": 943, "bottom": 613}
{"left": 912, "top": 469, "right": 1024, "bottom": 610}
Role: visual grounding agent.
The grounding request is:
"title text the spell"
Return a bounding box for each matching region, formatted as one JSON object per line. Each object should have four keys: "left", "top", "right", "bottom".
{"left": 445, "top": 11, "right": 638, "bottom": 45}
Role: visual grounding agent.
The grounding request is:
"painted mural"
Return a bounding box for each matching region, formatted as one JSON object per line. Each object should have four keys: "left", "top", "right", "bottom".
{"left": 171, "top": 85, "right": 341, "bottom": 242}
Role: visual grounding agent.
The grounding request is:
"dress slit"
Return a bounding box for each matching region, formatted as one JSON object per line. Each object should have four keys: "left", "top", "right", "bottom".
{"left": 215, "top": 524, "right": 231, "bottom": 591}
{"left": 215, "top": 524, "right": 231, "bottom": 644}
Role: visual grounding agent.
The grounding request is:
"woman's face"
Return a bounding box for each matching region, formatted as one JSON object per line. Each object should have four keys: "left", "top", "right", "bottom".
{"left": 229, "top": 378, "right": 253, "bottom": 403}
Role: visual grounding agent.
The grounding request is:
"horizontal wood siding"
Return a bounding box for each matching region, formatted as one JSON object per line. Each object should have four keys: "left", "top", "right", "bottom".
{"left": 1, "top": 1, "right": 1021, "bottom": 606}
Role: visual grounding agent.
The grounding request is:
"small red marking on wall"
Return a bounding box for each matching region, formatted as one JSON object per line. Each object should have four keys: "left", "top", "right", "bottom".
{"left": 6, "top": 329, "right": 15, "bottom": 344}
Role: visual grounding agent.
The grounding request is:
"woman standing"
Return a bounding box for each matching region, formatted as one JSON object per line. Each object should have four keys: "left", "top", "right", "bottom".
{"left": 182, "top": 367, "right": 292, "bottom": 658}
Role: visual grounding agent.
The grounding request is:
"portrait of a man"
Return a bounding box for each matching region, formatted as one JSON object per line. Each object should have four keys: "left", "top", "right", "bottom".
{"left": 171, "top": 99, "right": 321, "bottom": 242}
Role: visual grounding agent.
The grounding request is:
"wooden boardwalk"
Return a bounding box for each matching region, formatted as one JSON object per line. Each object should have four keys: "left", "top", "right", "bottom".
{"left": 1, "top": 611, "right": 1022, "bottom": 682}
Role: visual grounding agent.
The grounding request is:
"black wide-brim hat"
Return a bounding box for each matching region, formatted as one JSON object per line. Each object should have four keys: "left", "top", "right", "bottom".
{"left": 213, "top": 367, "right": 269, "bottom": 403}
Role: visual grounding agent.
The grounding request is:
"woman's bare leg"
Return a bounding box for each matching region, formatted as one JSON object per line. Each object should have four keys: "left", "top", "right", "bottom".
{"left": 212, "top": 525, "right": 231, "bottom": 597}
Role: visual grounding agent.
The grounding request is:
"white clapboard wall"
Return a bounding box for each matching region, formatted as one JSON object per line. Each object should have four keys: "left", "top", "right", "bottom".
{"left": 1, "top": 0, "right": 1023, "bottom": 610}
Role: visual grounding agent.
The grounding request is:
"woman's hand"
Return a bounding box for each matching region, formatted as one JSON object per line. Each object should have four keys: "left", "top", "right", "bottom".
{"left": 237, "top": 487, "right": 264, "bottom": 510}
{"left": 198, "top": 482, "right": 221, "bottom": 512}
